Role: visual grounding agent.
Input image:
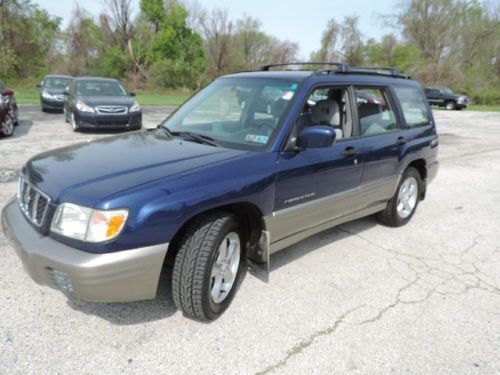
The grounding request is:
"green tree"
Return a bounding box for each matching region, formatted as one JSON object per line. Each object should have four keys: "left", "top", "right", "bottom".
{"left": 0, "top": 0, "right": 61, "bottom": 79}
{"left": 64, "top": 6, "right": 104, "bottom": 76}
{"left": 137, "top": 0, "right": 206, "bottom": 88}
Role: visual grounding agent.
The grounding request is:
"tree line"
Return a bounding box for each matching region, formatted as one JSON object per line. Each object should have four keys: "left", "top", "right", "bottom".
{"left": 0, "top": 0, "right": 499, "bottom": 103}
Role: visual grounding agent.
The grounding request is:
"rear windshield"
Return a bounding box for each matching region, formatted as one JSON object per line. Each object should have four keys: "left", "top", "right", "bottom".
{"left": 76, "top": 81, "right": 128, "bottom": 97}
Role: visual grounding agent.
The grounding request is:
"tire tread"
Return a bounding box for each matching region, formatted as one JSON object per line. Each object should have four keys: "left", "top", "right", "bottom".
{"left": 172, "top": 212, "right": 234, "bottom": 320}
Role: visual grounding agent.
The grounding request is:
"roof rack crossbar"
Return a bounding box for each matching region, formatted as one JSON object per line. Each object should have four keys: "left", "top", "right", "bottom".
{"left": 261, "top": 62, "right": 349, "bottom": 72}
{"left": 336, "top": 68, "right": 410, "bottom": 79}
{"left": 349, "top": 66, "right": 401, "bottom": 75}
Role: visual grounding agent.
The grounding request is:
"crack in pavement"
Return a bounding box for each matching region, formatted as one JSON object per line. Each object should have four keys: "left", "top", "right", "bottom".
{"left": 255, "top": 226, "right": 499, "bottom": 374}
{"left": 255, "top": 305, "right": 366, "bottom": 375}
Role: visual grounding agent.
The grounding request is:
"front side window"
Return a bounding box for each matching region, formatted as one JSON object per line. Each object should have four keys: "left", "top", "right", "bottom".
{"left": 294, "top": 86, "right": 353, "bottom": 141}
{"left": 393, "top": 86, "right": 430, "bottom": 127}
{"left": 355, "top": 87, "right": 398, "bottom": 136}
{"left": 162, "top": 78, "right": 299, "bottom": 151}
{"left": 76, "top": 81, "right": 128, "bottom": 97}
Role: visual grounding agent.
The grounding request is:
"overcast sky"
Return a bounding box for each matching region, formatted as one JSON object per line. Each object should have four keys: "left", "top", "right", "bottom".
{"left": 33, "top": 0, "right": 397, "bottom": 58}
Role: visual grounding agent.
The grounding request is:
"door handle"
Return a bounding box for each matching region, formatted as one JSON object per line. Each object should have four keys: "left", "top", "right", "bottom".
{"left": 343, "top": 146, "right": 359, "bottom": 158}
{"left": 396, "top": 136, "right": 407, "bottom": 146}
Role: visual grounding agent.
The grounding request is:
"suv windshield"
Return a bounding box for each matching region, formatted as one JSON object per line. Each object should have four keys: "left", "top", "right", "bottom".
{"left": 76, "top": 81, "right": 128, "bottom": 97}
{"left": 443, "top": 88, "right": 454, "bottom": 95}
{"left": 44, "top": 77, "right": 72, "bottom": 90}
{"left": 162, "top": 78, "right": 299, "bottom": 151}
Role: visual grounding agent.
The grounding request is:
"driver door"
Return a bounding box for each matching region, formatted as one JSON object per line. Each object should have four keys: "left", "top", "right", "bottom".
{"left": 270, "top": 86, "right": 366, "bottom": 244}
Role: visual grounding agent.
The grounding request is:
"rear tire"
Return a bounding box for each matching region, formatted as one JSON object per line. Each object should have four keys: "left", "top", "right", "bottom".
{"left": 172, "top": 212, "right": 244, "bottom": 320}
{"left": 378, "top": 167, "right": 421, "bottom": 227}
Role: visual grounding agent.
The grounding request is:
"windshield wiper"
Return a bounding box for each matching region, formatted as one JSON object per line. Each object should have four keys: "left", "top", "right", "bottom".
{"left": 169, "top": 130, "right": 221, "bottom": 147}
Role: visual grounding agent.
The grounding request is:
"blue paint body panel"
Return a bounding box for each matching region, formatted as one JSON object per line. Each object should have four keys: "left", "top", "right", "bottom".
{"left": 21, "top": 71, "right": 438, "bottom": 254}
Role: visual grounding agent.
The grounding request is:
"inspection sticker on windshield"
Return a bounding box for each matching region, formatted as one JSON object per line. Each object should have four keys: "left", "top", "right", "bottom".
{"left": 245, "top": 134, "right": 269, "bottom": 144}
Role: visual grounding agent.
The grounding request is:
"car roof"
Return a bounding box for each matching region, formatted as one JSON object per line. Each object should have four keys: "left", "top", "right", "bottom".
{"left": 45, "top": 74, "right": 73, "bottom": 79}
{"left": 74, "top": 77, "right": 121, "bottom": 83}
{"left": 222, "top": 70, "right": 420, "bottom": 87}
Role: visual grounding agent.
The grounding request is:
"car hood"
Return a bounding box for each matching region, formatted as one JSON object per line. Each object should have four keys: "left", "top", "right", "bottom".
{"left": 80, "top": 96, "right": 135, "bottom": 107}
{"left": 44, "top": 88, "right": 66, "bottom": 95}
{"left": 24, "top": 129, "right": 251, "bottom": 206}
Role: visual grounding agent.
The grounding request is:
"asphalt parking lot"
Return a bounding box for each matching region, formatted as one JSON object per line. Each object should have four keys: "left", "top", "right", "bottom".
{"left": 1, "top": 105, "right": 499, "bottom": 374}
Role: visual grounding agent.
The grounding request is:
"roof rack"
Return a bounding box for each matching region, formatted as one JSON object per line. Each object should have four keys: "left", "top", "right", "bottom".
{"left": 259, "top": 62, "right": 410, "bottom": 79}
{"left": 261, "top": 62, "right": 349, "bottom": 72}
{"left": 337, "top": 66, "right": 411, "bottom": 79}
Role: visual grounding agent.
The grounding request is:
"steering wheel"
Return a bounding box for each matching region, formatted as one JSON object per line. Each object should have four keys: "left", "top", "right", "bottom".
{"left": 257, "top": 123, "right": 275, "bottom": 135}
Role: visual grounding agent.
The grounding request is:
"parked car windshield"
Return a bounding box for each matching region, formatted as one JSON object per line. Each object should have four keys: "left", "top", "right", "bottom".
{"left": 44, "top": 77, "right": 72, "bottom": 90}
{"left": 76, "top": 81, "right": 128, "bottom": 97}
{"left": 162, "top": 78, "right": 299, "bottom": 151}
{"left": 443, "top": 88, "right": 454, "bottom": 95}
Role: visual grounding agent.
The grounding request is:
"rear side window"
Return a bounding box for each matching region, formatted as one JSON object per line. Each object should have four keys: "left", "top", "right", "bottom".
{"left": 354, "top": 87, "right": 398, "bottom": 136}
{"left": 393, "top": 86, "right": 430, "bottom": 127}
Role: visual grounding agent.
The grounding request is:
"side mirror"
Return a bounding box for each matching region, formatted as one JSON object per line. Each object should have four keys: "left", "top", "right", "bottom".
{"left": 63, "top": 90, "right": 70, "bottom": 96}
{"left": 129, "top": 91, "right": 136, "bottom": 97}
{"left": 2, "top": 88, "right": 14, "bottom": 96}
{"left": 296, "top": 125, "right": 336, "bottom": 149}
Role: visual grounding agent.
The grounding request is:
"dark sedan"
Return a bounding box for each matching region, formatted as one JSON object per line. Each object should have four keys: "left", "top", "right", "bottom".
{"left": 38, "top": 74, "right": 73, "bottom": 112}
{"left": 64, "top": 77, "right": 142, "bottom": 132}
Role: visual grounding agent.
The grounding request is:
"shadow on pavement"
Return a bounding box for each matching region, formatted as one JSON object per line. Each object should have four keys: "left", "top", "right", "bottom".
{"left": 269, "top": 216, "right": 378, "bottom": 272}
{"left": 10, "top": 120, "right": 34, "bottom": 139}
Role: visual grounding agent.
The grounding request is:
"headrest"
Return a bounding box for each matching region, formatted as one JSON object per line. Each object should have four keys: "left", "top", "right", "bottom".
{"left": 311, "top": 100, "right": 340, "bottom": 126}
{"left": 358, "top": 102, "right": 382, "bottom": 119}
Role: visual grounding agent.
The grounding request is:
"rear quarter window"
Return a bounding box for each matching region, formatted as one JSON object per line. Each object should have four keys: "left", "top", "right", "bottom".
{"left": 393, "top": 86, "right": 431, "bottom": 127}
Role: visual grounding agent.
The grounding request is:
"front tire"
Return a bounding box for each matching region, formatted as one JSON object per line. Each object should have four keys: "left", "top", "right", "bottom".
{"left": 378, "top": 167, "right": 421, "bottom": 227}
{"left": 11, "top": 106, "right": 19, "bottom": 125}
{"left": 0, "top": 114, "right": 14, "bottom": 137}
{"left": 172, "top": 212, "right": 243, "bottom": 320}
{"left": 70, "top": 111, "right": 79, "bottom": 132}
{"left": 445, "top": 101, "right": 456, "bottom": 110}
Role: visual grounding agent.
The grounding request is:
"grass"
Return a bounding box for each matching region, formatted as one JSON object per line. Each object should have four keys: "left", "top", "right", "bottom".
{"left": 13, "top": 87, "right": 40, "bottom": 105}
{"left": 10, "top": 85, "right": 192, "bottom": 107}
{"left": 467, "top": 105, "right": 500, "bottom": 112}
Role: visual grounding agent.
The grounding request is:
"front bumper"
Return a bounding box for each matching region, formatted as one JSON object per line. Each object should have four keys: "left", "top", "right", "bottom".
{"left": 41, "top": 98, "right": 65, "bottom": 109}
{"left": 1, "top": 198, "right": 168, "bottom": 302}
{"left": 76, "top": 111, "right": 142, "bottom": 130}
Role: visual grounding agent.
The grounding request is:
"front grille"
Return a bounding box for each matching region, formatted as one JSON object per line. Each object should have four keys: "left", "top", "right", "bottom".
{"left": 18, "top": 175, "right": 51, "bottom": 227}
{"left": 96, "top": 118, "right": 130, "bottom": 126}
{"left": 95, "top": 106, "right": 128, "bottom": 115}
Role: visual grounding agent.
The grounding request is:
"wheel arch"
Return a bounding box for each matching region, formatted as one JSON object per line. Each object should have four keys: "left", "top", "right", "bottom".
{"left": 406, "top": 158, "right": 427, "bottom": 199}
{"left": 165, "top": 201, "right": 267, "bottom": 266}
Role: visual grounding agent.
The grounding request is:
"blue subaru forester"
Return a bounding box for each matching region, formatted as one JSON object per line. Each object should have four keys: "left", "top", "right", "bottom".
{"left": 2, "top": 63, "right": 438, "bottom": 320}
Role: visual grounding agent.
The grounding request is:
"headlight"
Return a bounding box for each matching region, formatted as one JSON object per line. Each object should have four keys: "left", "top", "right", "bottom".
{"left": 51, "top": 203, "right": 128, "bottom": 242}
{"left": 76, "top": 100, "right": 95, "bottom": 113}
{"left": 42, "top": 90, "right": 54, "bottom": 100}
{"left": 130, "top": 101, "right": 141, "bottom": 112}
